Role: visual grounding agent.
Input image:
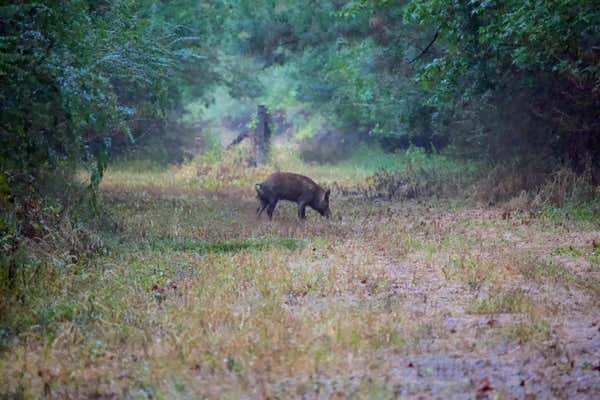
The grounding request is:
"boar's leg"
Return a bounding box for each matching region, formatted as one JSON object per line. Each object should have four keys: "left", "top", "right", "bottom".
{"left": 298, "top": 202, "right": 307, "bottom": 219}
{"left": 267, "top": 199, "right": 278, "bottom": 220}
{"left": 256, "top": 198, "right": 268, "bottom": 218}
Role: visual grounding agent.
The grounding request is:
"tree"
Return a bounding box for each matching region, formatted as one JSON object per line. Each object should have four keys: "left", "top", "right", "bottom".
{"left": 223, "top": 0, "right": 600, "bottom": 174}
{"left": 0, "top": 0, "right": 222, "bottom": 196}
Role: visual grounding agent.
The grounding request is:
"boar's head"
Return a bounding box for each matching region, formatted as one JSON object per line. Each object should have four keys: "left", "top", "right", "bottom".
{"left": 314, "top": 188, "right": 331, "bottom": 218}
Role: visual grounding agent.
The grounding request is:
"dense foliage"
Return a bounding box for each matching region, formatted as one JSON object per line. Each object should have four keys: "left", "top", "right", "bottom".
{"left": 0, "top": 1, "right": 221, "bottom": 190}
{"left": 406, "top": 0, "right": 600, "bottom": 169}
{"left": 224, "top": 0, "right": 600, "bottom": 176}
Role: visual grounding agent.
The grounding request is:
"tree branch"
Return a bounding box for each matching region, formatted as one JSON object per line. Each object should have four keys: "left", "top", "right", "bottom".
{"left": 408, "top": 29, "right": 440, "bottom": 64}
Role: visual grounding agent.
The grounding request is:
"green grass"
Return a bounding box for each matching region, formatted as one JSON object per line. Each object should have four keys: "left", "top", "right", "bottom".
{"left": 147, "top": 237, "right": 306, "bottom": 253}
{"left": 542, "top": 203, "right": 600, "bottom": 224}
{"left": 551, "top": 245, "right": 584, "bottom": 257}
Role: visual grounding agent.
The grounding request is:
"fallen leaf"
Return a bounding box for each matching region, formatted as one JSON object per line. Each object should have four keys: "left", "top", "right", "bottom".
{"left": 477, "top": 377, "right": 493, "bottom": 393}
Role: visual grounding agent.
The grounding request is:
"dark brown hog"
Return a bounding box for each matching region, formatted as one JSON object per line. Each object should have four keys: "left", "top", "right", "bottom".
{"left": 255, "top": 172, "right": 331, "bottom": 220}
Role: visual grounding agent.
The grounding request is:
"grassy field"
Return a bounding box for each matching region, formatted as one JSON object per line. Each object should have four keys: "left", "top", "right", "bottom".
{"left": 1, "top": 144, "right": 599, "bottom": 399}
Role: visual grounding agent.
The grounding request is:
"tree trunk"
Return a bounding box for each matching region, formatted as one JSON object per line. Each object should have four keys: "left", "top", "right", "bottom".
{"left": 256, "top": 105, "right": 270, "bottom": 165}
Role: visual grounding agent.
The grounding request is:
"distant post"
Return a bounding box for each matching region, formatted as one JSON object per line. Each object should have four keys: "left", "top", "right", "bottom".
{"left": 255, "top": 105, "right": 270, "bottom": 165}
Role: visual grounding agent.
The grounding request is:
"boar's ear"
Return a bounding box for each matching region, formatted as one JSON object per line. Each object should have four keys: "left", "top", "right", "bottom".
{"left": 325, "top": 189, "right": 331, "bottom": 200}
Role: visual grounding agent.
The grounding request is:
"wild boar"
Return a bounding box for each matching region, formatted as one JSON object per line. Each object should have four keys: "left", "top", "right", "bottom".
{"left": 255, "top": 172, "right": 331, "bottom": 220}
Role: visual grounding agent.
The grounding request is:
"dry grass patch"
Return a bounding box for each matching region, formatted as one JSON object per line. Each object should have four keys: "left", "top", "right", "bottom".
{"left": 501, "top": 319, "right": 553, "bottom": 343}
{"left": 516, "top": 255, "right": 600, "bottom": 298}
{"left": 441, "top": 254, "right": 510, "bottom": 290}
{"left": 470, "top": 289, "right": 553, "bottom": 343}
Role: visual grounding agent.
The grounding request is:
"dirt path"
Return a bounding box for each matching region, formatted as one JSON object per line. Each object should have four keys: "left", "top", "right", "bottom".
{"left": 368, "top": 254, "right": 600, "bottom": 399}
{"left": 230, "top": 192, "right": 600, "bottom": 398}
{"left": 360, "top": 205, "right": 600, "bottom": 398}
{"left": 274, "top": 199, "right": 600, "bottom": 399}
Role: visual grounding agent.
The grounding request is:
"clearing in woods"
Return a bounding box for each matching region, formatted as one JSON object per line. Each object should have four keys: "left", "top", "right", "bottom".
{"left": 2, "top": 146, "right": 600, "bottom": 399}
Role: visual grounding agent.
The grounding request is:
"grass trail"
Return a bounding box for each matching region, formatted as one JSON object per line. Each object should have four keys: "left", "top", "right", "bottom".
{"left": 2, "top": 149, "right": 600, "bottom": 399}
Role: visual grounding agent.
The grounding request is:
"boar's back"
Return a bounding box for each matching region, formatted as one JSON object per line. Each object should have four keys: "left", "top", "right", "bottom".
{"left": 261, "top": 172, "right": 320, "bottom": 201}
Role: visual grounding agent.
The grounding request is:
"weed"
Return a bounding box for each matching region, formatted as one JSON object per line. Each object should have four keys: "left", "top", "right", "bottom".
{"left": 589, "top": 246, "right": 600, "bottom": 268}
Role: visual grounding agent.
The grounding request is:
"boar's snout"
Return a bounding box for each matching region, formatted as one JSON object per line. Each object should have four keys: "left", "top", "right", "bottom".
{"left": 316, "top": 207, "right": 330, "bottom": 218}
{"left": 317, "top": 188, "right": 331, "bottom": 218}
